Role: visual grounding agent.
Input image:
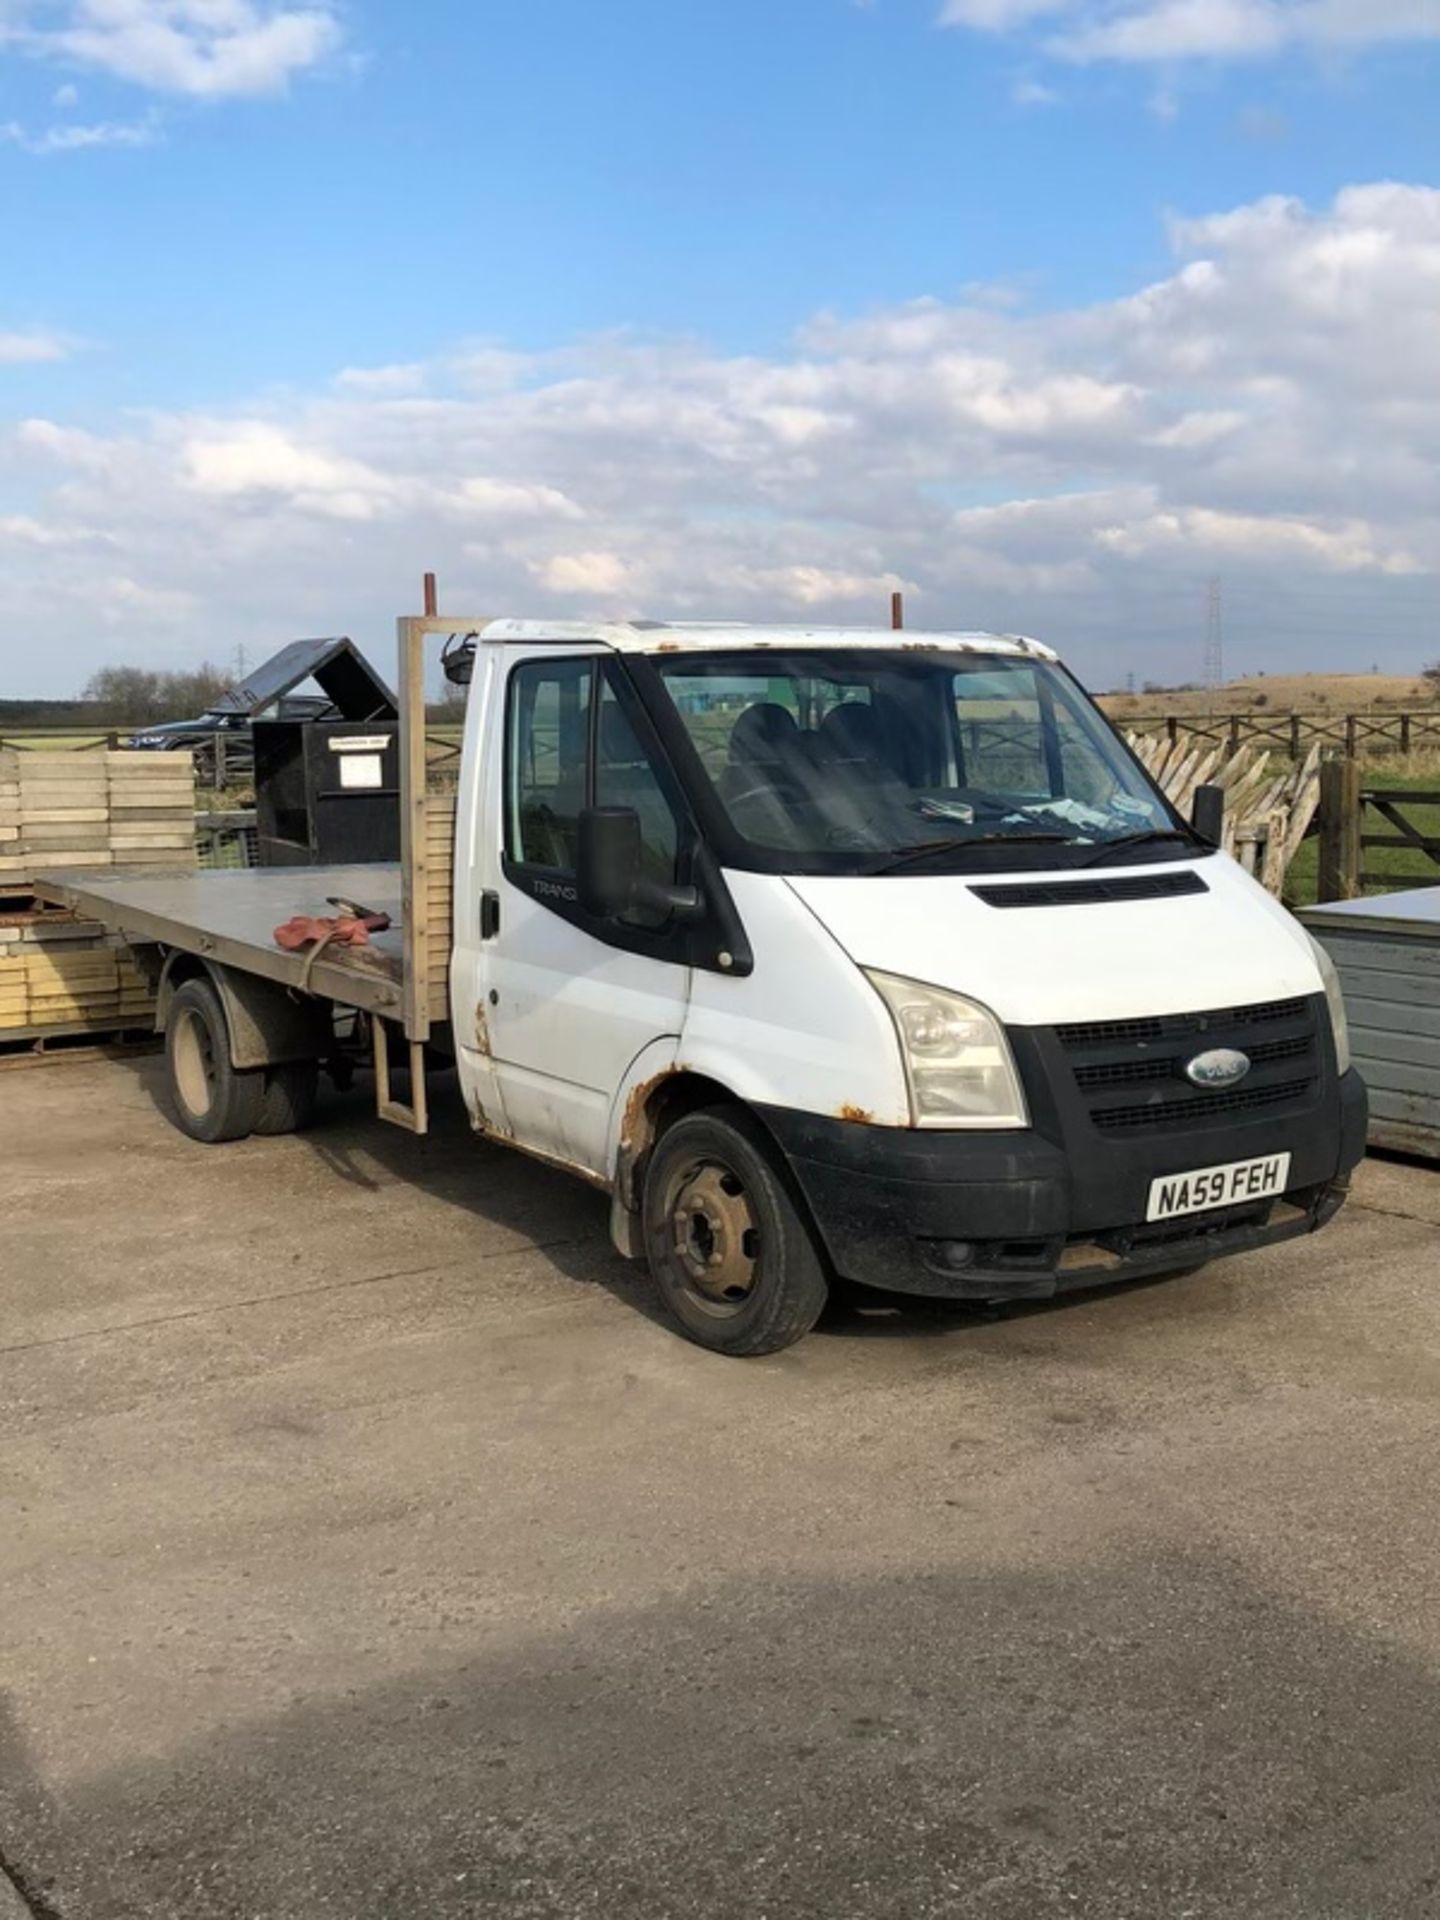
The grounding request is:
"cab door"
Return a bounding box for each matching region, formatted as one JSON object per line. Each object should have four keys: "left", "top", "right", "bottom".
{"left": 475, "top": 649, "right": 692, "bottom": 1178}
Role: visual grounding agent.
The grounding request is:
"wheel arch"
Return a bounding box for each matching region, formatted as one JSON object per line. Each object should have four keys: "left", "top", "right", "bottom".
{"left": 606, "top": 1052, "right": 812, "bottom": 1261}
{"left": 156, "top": 952, "right": 331, "bottom": 1071}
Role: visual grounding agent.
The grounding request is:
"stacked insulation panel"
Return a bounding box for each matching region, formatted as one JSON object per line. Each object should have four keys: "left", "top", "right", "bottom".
{"left": 0, "top": 750, "right": 197, "bottom": 879}
{"left": 426, "top": 783, "right": 457, "bottom": 1022}
{"left": 0, "top": 749, "right": 194, "bottom": 1046}
{"left": 0, "top": 912, "right": 154, "bottom": 1034}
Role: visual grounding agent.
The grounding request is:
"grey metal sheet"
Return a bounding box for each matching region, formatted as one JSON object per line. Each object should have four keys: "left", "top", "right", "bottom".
{"left": 1303, "top": 896, "right": 1440, "bottom": 1156}
{"left": 1346, "top": 995, "right": 1440, "bottom": 1039}
{"left": 33, "top": 863, "right": 409, "bottom": 1020}
{"left": 1348, "top": 1023, "right": 1440, "bottom": 1067}
{"left": 1310, "top": 936, "right": 1440, "bottom": 977}
{"left": 1301, "top": 887, "right": 1440, "bottom": 940}
{"left": 211, "top": 638, "right": 397, "bottom": 720}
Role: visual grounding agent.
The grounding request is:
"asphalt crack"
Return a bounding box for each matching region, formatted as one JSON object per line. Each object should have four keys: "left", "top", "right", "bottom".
{"left": 0, "top": 1847, "right": 62, "bottom": 1920}
{"left": 1349, "top": 1197, "right": 1440, "bottom": 1230}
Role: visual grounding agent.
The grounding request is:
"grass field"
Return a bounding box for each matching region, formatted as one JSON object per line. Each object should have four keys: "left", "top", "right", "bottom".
{"left": 0, "top": 732, "right": 116, "bottom": 752}
{"left": 1287, "top": 762, "right": 1440, "bottom": 906}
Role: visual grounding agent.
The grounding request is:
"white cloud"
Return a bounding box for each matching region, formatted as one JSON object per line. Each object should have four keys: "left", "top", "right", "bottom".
{"left": 1011, "top": 76, "right": 1061, "bottom": 102}
{"left": 534, "top": 551, "right": 639, "bottom": 597}
{"left": 942, "top": 0, "right": 1069, "bottom": 24}
{"left": 19, "top": 416, "right": 119, "bottom": 465}
{"left": 0, "top": 512, "right": 110, "bottom": 547}
{"left": 940, "top": 0, "right": 1440, "bottom": 62}
{"left": 181, "top": 422, "right": 407, "bottom": 520}
{"left": 0, "top": 1, "right": 340, "bottom": 99}
{"left": 1, "top": 113, "right": 159, "bottom": 153}
{"left": 334, "top": 363, "right": 428, "bottom": 396}
{"left": 451, "top": 477, "right": 584, "bottom": 521}
{"left": 2, "top": 182, "right": 1438, "bottom": 691}
{"left": 1095, "top": 506, "right": 1423, "bottom": 573}
{"left": 752, "top": 564, "right": 913, "bottom": 608}
{"left": 0, "top": 330, "right": 69, "bottom": 362}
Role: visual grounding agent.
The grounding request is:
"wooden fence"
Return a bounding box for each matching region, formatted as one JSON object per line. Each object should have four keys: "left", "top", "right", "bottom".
{"left": 1126, "top": 732, "right": 1321, "bottom": 896}
{"left": 1124, "top": 709, "right": 1440, "bottom": 761}
{"left": 1316, "top": 763, "right": 1440, "bottom": 900}
{"left": 0, "top": 730, "right": 125, "bottom": 752}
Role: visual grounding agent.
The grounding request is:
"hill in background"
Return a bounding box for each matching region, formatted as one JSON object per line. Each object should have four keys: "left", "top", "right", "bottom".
{"left": 1102, "top": 673, "right": 1432, "bottom": 717}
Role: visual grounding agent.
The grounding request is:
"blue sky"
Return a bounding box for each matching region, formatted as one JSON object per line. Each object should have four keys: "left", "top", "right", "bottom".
{"left": 2, "top": 1, "right": 1439, "bottom": 694}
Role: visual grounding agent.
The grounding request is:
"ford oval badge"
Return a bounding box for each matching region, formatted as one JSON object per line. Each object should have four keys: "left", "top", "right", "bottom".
{"left": 1185, "top": 1047, "right": 1251, "bottom": 1090}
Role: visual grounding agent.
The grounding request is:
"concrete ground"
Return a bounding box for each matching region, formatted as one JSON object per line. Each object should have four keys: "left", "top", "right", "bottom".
{"left": 2, "top": 1056, "right": 1439, "bottom": 1920}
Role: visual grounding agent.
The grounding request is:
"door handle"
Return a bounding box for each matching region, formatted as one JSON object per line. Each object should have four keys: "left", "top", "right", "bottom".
{"left": 480, "top": 890, "right": 500, "bottom": 939}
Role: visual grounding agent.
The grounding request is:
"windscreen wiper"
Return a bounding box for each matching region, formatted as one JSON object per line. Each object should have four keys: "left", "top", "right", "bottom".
{"left": 869, "top": 831, "right": 1071, "bottom": 875}
{"left": 1075, "top": 829, "right": 1202, "bottom": 867}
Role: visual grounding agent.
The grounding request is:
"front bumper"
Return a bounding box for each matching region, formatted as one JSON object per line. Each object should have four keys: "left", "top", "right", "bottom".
{"left": 760, "top": 1065, "right": 1368, "bottom": 1302}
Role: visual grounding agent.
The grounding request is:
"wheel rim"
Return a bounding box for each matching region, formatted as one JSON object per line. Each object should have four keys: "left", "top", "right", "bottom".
{"left": 173, "top": 1007, "right": 217, "bottom": 1117}
{"left": 665, "top": 1157, "right": 761, "bottom": 1315}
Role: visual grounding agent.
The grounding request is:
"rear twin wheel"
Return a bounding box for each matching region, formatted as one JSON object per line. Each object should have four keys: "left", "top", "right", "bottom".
{"left": 164, "top": 978, "right": 318, "bottom": 1143}
{"left": 641, "top": 1108, "right": 829, "bottom": 1357}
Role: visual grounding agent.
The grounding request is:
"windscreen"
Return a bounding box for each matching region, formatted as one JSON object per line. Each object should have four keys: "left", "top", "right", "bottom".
{"left": 652, "top": 650, "right": 1185, "bottom": 872}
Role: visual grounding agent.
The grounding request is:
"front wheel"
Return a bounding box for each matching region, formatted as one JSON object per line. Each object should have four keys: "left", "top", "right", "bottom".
{"left": 641, "top": 1108, "right": 829, "bottom": 1356}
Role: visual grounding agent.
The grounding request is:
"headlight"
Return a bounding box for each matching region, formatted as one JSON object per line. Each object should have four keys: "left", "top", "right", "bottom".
{"left": 865, "top": 971, "right": 1027, "bottom": 1129}
{"left": 1308, "top": 935, "right": 1352, "bottom": 1075}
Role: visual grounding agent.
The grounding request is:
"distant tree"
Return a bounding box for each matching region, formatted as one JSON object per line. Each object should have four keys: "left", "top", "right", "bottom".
{"left": 82, "top": 662, "right": 234, "bottom": 725}
{"left": 1422, "top": 661, "right": 1440, "bottom": 701}
{"left": 83, "top": 666, "right": 162, "bottom": 725}
{"left": 429, "top": 680, "right": 467, "bottom": 721}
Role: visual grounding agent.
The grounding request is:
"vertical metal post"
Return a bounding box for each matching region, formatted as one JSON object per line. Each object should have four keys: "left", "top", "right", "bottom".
{"left": 890, "top": 591, "right": 904, "bottom": 631}
{"left": 398, "top": 616, "right": 430, "bottom": 1046}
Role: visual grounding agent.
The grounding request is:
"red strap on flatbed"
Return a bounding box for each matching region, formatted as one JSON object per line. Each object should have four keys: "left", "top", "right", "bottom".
{"left": 273, "top": 911, "right": 390, "bottom": 952}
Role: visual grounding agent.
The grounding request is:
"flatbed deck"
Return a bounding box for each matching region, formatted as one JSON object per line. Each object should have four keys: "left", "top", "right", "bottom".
{"left": 34, "top": 864, "right": 411, "bottom": 1021}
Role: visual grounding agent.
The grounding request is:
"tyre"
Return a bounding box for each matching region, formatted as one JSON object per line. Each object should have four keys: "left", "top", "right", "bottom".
{"left": 254, "top": 1059, "right": 320, "bottom": 1136}
{"left": 641, "top": 1107, "right": 829, "bottom": 1356}
{"left": 164, "top": 978, "right": 264, "bottom": 1143}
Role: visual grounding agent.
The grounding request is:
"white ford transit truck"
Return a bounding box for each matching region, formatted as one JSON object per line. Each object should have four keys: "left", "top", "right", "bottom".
{"left": 41, "top": 610, "right": 1367, "bottom": 1356}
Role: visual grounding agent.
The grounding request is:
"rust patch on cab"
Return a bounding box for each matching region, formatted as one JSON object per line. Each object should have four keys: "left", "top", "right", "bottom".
{"left": 621, "top": 1074, "right": 653, "bottom": 1147}
{"left": 837, "top": 1103, "right": 875, "bottom": 1124}
{"left": 474, "top": 1003, "right": 491, "bottom": 1055}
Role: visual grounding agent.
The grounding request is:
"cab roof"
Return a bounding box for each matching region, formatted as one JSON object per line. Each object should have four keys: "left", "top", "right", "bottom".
{"left": 477, "top": 619, "right": 1058, "bottom": 661}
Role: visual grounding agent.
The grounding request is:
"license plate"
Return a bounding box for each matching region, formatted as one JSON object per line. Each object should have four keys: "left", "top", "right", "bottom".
{"left": 1146, "top": 1152, "right": 1291, "bottom": 1223}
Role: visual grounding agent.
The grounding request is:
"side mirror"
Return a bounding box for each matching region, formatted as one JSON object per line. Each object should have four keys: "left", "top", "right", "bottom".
{"left": 577, "top": 806, "right": 704, "bottom": 923}
{"left": 1192, "top": 782, "right": 1226, "bottom": 846}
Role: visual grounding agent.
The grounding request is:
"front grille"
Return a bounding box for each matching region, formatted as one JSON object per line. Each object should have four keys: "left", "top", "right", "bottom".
{"left": 1090, "top": 1077, "right": 1314, "bottom": 1135}
{"left": 971, "top": 871, "right": 1208, "bottom": 909}
{"left": 1073, "top": 1032, "right": 1314, "bottom": 1094}
{"left": 1057, "top": 997, "right": 1307, "bottom": 1051}
{"left": 1051, "top": 995, "right": 1322, "bottom": 1137}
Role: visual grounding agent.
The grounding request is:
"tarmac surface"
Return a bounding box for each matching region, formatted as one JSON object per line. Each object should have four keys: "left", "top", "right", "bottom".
{"left": 2, "top": 1053, "right": 1439, "bottom": 1919}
